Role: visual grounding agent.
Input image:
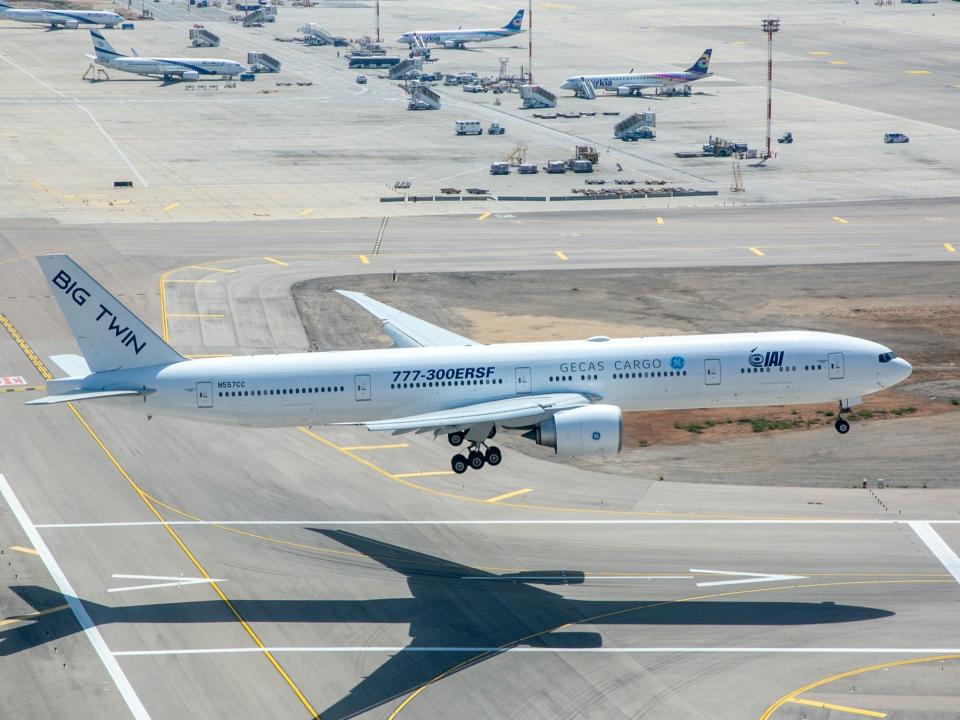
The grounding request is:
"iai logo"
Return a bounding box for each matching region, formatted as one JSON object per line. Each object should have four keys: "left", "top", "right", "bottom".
{"left": 592, "top": 431, "right": 601, "bottom": 441}
{"left": 670, "top": 356, "right": 685, "bottom": 370}
{"left": 748, "top": 351, "right": 765, "bottom": 367}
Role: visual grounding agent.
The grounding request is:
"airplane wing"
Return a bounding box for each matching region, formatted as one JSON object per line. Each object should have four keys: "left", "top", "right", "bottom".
{"left": 336, "top": 290, "right": 477, "bottom": 348}
{"left": 25, "top": 389, "right": 149, "bottom": 405}
{"left": 348, "top": 392, "right": 592, "bottom": 434}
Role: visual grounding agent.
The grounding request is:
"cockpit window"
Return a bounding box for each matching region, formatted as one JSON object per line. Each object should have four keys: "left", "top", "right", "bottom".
{"left": 878, "top": 352, "right": 897, "bottom": 363}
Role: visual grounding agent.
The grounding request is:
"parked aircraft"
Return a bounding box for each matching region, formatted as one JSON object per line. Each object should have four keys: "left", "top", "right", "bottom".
{"left": 29, "top": 255, "right": 911, "bottom": 474}
{"left": 0, "top": 1, "right": 121, "bottom": 28}
{"left": 396, "top": 9, "right": 524, "bottom": 48}
{"left": 561, "top": 49, "right": 713, "bottom": 96}
{"left": 87, "top": 29, "right": 246, "bottom": 80}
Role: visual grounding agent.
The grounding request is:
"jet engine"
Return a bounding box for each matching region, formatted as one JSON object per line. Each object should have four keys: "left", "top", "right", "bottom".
{"left": 442, "top": 39, "right": 458, "bottom": 49}
{"left": 181, "top": 70, "right": 200, "bottom": 81}
{"left": 64, "top": 19, "right": 80, "bottom": 29}
{"left": 525, "top": 404, "right": 622, "bottom": 457}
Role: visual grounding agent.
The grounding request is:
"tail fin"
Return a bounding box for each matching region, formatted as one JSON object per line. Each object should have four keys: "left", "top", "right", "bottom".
{"left": 0, "top": 2, "right": 13, "bottom": 9}
{"left": 90, "top": 28, "right": 124, "bottom": 61}
{"left": 685, "top": 48, "right": 712, "bottom": 75}
{"left": 37, "top": 254, "right": 183, "bottom": 372}
{"left": 503, "top": 9, "right": 524, "bottom": 31}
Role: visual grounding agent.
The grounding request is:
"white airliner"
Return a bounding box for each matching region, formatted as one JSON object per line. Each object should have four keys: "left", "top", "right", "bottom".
{"left": 88, "top": 29, "right": 246, "bottom": 80}
{"left": 561, "top": 49, "right": 713, "bottom": 96}
{"left": 0, "top": 1, "right": 120, "bottom": 28}
{"left": 396, "top": 9, "right": 524, "bottom": 49}
{"left": 30, "top": 256, "right": 911, "bottom": 474}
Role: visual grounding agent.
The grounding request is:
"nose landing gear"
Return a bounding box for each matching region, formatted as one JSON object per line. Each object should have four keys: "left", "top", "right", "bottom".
{"left": 835, "top": 401, "right": 851, "bottom": 434}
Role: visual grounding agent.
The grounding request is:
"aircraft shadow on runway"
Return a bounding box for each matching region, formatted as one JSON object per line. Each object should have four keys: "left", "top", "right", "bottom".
{"left": 3, "top": 529, "right": 895, "bottom": 719}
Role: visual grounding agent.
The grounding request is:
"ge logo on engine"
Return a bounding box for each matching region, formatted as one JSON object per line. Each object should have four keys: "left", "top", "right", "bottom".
{"left": 592, "top": 431, "right": 601, "bottom": 441}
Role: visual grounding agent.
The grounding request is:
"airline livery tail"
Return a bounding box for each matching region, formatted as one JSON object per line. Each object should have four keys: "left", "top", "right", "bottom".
{"left": 503, "top": 9, "right": 524, "bottom": 31}
{"left": 91, "top": 29, "right": 124, "bottom": 60}
{"left": 685, "top": 49, "right": 712, "bottom": 76}
{"left": 37, "top": 254, "right": 182, "bottom": 373}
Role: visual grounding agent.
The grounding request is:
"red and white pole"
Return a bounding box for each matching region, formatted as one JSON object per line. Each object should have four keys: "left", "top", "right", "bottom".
{"left": 528, "top": 0, "right": 533, "bottom": 84}
{"left": 761, "top": 18, "right": 780, "bottom": 159}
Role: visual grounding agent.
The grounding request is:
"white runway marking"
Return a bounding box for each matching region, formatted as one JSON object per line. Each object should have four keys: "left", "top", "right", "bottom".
{"left": 108, "top": 574, "right": 228, "bottom": 593}
{"left": 0, "top": 474, "right": 151, "bottom": 720}
{"left": 0, "top": 54, "right": 148, "bottom": 187}
{"left": 35, "top": 519, "right": 960, "bottom": 529}
{"left": 691, "top": 568, "right": 808, "bottom": 588}
{"left": 112, "top": 646, "right": 960, "bottom": 657}
{"left": 909, "top": 521, "right": 960, "bottom": 585}
{"left": 462, "top": 575, "right": 693, "bottom": 581}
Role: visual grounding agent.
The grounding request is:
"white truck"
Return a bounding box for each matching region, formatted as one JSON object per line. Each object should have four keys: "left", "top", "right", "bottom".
{"left": 454, "top": 120, "right": 482, "bottom": 136}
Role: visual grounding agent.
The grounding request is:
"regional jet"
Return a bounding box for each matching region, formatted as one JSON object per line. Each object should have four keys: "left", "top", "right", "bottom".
{"left": 396, "top": 9, "right": 524, "bottom": 49}
{"left": 561, "top": 49, "right": 713, "bottom": 96}
{"left": 0, "top": 1, "right": 121, "bottom": 28}
{"left": 29, "top": 255, "right": 911, "bottom": 475}
{"left": 87, "top": 29, "right": 246, "bottom": 80}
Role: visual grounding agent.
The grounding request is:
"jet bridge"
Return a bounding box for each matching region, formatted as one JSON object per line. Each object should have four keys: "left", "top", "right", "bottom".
{"left": 247, "top": 52, "right": 282, "bottom": 73}
{"left": 189, "top": 27, "right": 220, "bottom": 48}
{"left": 520, "top": 84, "right": 557, "bottom": 109}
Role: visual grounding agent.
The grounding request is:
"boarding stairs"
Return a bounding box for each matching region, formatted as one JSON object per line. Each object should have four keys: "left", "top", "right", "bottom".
{"left": 189, "top": 27, "right": 220, "bottom": 48}
{"left": 298, "top": 23, "right": 339, "bottom": 45}
{"left": 408, "top": 85, "right": 440, "bottom": 110}
{"left": 389, "top": 58, "right": 420, "bottom": 80}
{"left": 242, "top": 8, "right": 266, "bottom": 26}
{"left": 614, "top": 112, "right": 655, "bottom": 139}
{"left": 519, "top": 84, "right": 557, "bottom": 109}
{"left": 573, "top": 78, "right": 596, "bottom": 99}
{"left": 247, "top": 52, "right": 282, "bottom": 73}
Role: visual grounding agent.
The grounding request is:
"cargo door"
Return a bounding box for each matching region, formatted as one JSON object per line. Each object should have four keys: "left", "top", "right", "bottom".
{"left": 354, "top": 374, "right": 372, "bottom": 401}
{"left": 196, "top": 382, "right": 213, "bottom": 408}
{"left": 828, "top": 353, "right": 844, "bottom": 380}
{"left": 515, "top": 367, "right": 532, "bottom": 395}
{"left": 704, "top": 359, "right": 721, "bottom": 386}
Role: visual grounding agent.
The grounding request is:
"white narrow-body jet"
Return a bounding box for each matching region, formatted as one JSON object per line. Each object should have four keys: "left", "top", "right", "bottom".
{"left": 87, "top": 29, "right": 246, "bottom": 80}
{"left": 397, "top": 9, "right": 524, "bottom": 49}
{"left": 30, "top": 255, "right": 912, "bottom": 475}
{"left": 0, "top": 1, "right": 121, "bottom": 28}
{"left": 562, "top": 49, "right": 713, "bottom": 96}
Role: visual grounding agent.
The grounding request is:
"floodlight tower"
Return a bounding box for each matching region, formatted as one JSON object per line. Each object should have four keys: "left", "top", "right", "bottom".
{"left": 761, "top": 17, "right": 780, "bottom": 159}
{"left": 528, "top": 0, "right": 533, "bottom": 84}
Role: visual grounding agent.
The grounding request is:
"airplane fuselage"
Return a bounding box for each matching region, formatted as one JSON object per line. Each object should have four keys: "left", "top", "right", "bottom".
{"left": 397, "top": 28, "right": 521, "bottom": 47}
{"left": 95, "top": 55, "right": 246, "bottom": 77}
{"left": 561, "top": 70, "right": 710, "bottom": 92}
{"left": 2, "top": 8, "right": 121, "bottom": 26}
{"left": 58, "top": 331, "right": 910, "bottom": 428}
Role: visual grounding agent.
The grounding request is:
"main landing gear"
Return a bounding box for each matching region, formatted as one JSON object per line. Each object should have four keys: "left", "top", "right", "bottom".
{"left": 449, "top": 427, "right": 501, "bottom": 474}
{"left": 835, "top": 401, "right": 851, "bottom": 434}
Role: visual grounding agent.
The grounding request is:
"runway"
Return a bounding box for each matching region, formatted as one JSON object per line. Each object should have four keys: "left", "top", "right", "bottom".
{"left": 2, "top": 200, "right": 959, "bottom": 719}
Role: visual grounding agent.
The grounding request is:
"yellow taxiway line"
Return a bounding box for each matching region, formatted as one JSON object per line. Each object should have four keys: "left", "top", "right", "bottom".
{"left": 656, "top": 216, "right": 664, "bottom": 225}
{"left": 787, "top": 698, "right": 885, "bottom": 718}
{"left": 477, "top": 211, "right": 492, "bottom": 221}
{"left": 945, "top": 243, "right": 956, "bottom": 253}
{"left": 189, "top": 265, "right": 235, "bottom": 273}
{"left": 748, "top": 247, "right": 765, "bottom": 256}
{"left": 162, "top": 202, "right": 180, "bottom": 212}
{"left": 340, "top": 443, "right": 410, "bottom": 451}
{"left": 262, "top": 256, "right": 289, "bottom": 267}
{"left": 486, "top": 488, "right": 533, "bottom": 503}
{"left": 833, "top": 216, "right": 849, "bottom": 224}
{"left": 299, "top": 208, "right": 314, "bottom": 217}
{"left": 359, "top": 255, "right": 370, "bottom": 264}
{"left": 9, "top": 545, "right": 38, "bottom": 555}
{"left": 555, "top": 250, "right": 569, "bottom": 261}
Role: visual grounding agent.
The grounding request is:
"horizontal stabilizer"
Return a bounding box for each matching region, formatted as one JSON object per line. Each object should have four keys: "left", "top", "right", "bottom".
{"left": 349, "top": 392, "right": 591, "bottom": 433}
{"left": 49, "top": 354, "right": 91, "bottom": 378}
{"left": 25, "top": 389, "right": 148, "bottom": 405}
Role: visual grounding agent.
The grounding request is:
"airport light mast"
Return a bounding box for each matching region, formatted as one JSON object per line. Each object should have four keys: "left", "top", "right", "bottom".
{"left": 527, "top": 0, "right": 533, "bottom": 84}
{"left": 761, "top": 17, "right": 780, "bottom": 160}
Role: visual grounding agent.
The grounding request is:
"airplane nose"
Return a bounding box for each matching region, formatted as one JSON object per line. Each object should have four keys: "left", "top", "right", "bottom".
{"left": 892, "top": 357, "right": 912, "bottom": 382}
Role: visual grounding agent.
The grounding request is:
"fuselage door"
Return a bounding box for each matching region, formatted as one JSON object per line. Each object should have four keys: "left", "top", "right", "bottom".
{"left": 354, "top": 374, "right": 372, "bottom": 401}
{"left": 515, "top": 367, "right": 532, "bottom": 395}
{"left": 704, "top": 358, "right": 721, "bottom": 385}
{"left": 196, "top": 382, "right": 213, "bottom": 408}
{"left": 828, "top": 353, "right": 844, "bottom": 380}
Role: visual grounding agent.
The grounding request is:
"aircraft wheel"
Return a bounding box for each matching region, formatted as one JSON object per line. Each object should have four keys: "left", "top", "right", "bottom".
{"left": 448, "top": 431, "right": 465, "bottom": 447}
{"left": 485, "top": 446, "right": 502, "bottom": 466}
{"left": 451, "top": 454, "right": 468, "bottom": 474}
{"left": 835, "top": 419, "right": 850, "bottom": 435}
{"left": 468, "top": 450, "right": 486, "bottom": 470}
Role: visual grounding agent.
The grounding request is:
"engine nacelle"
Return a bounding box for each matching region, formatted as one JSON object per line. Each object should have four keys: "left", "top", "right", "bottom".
{"left": 64, "top": 19, "right": 80, "bottom": 29}
{"left": 442, "top": 39, "right": 458, "bottom": 49}
{"left": 181, "top": 70, "right": 200, "bottom": 81}
{"left": 527, "top": 404, "right": 622, "bottom": 458}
